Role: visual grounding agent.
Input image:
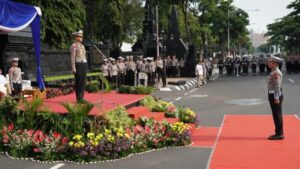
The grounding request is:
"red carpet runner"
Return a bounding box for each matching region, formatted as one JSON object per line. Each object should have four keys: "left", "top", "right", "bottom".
{"left": 209, "top": 115, "right": 300, "bottom": 169}
{"left": 191, "top": 127, "right": 219, "bottom": 148}
{"left": 43, "top": 91, "right": 146, "bottom": 116}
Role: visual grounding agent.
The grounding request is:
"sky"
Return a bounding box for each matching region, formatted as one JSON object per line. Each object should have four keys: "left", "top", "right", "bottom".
{"left": 233, "top": 0, "right": 295, "bottom": 33}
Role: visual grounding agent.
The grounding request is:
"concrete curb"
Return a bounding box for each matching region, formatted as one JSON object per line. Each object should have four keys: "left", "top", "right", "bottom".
{"left": 159, "top": 67, "right": 220, "bottom": 91}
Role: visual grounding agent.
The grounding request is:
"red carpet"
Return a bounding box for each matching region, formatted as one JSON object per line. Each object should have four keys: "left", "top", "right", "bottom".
{"left": 191, "top": 127, "right": 219, "bottom": 148}
{"left": 209, "top": 115, "right": 300, "bottom": 169}
{"left": 43, "top": 91, "right": 146, "bottom": 116}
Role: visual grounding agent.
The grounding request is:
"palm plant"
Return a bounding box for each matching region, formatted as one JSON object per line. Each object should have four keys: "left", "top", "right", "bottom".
{"left": 62, "top": 102, "right": 94, "bottom": 135}
{"left": 19, "top": 97, "right": 44, "bottom": 129}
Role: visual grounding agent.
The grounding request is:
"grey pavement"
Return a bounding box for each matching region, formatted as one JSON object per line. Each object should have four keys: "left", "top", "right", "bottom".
{"left": 1, "top": 71, "right": 299, "bottom": 169}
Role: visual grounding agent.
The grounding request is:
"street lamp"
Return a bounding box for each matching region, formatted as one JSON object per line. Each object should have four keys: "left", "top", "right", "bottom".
{"left": 160, "top": 29, "right": 167, "bottom": 87}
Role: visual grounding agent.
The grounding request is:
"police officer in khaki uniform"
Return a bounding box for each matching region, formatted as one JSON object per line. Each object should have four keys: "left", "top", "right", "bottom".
{"left": 267, "top": 56, "right": 284, "bottom": 140}
{"left": 9, "top": 57, "right": 22, "bottom": 97}
{"left": 127, "top": 56, "right": 136, "bottom": 86}
{"left": 109, "top": 59, "right": 118, "bottom": 86}
{"left": 155, "top": 56, "right": 163, "bottom": 83}
{"left": 70, "top": 30, "right": 87, "bottom": 102}
{"left": 117, "top": 57, "right": 126, "bottom": 87}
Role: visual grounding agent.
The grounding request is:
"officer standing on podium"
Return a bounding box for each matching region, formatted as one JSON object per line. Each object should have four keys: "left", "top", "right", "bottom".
{"left": 267, "top": 55, "right": 284, "bottom": 140}
{"left": 70, "top": 30, "right": 87, "bottom": 103}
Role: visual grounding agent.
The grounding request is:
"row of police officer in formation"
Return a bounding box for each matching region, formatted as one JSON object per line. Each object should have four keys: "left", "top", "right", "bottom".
{"left": 217, "top": 55, "right": 283, "bottom": 76}
{"left": 285, "top": 55, "right": 300, "bottom": 74}
{"left": 100, "top": 56, "right": 164, "bottom": 87}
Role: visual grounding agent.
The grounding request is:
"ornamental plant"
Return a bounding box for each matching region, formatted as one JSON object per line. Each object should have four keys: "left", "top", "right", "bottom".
{"left": 169, "top": 122, "right": 192, "bottom": 146}
{"left": 3, "top": 124, "right": 69, "bottom": 161}
{"left": 178, "top": 108, "right": 199, "bottom": 124}
{"left": 68, "top": 128, "right": 132, "bottom": 162}
{"left": 32, "top": 130, "right": 69, "bottom": 161}
{"left": 85, "top": 81, "right": 100, "bottom": 93}
{"left": 103, "top": 106, "right": 135, "bottom": 130}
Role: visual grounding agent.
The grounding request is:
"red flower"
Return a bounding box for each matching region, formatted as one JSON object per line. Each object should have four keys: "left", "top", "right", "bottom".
{"left": 134, "top": 125, "right": 143, "bottom": 134}
{"left": 7, "top": 123, "right": 14, "bottom": 132}
{"left": 34, "top": 130, "right": 45, "bottom": 143}
{"left": 27, "top": 129, "right": 34, "bottom": 137}
{"left": 33, "top": 148, "right": 41, "bottom": 152}
{"left": 145, "top": 126, "right": 151, "bottom": 134}
{"left": 2, "top": 126, "right": 7, "bottom": 135}
{"left": 62, "top": 137, "right": 68, "bottom": 145}
{"left": 53, "top": 131, "right": 61, "bottom": 140}
{"left": 3, "top": 134, "right": 9, "bottom": 143}
{"left": 167, "top": 106, "right": 176, "bottom": 113}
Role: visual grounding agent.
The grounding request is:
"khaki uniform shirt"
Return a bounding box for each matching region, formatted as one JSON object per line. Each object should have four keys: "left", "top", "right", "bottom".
{"left": 101, "top": 64, "right": 109, "bottom": 76}
{"left": 128, "top": 61, "right": 136, "bottom": 72}
{"left": 9, "top": 67, "right": 22, "bottom": 88}
{"left": 268, "top": 67, "right": 282, "bottom": 99}
{"left": 110, "top": 64, "right": 118, "bottom": 76}
{"left": 117, "top": 62, "right": 126, "bottom": 74}
{"left": 156, "top": 60, "right": 163, "bottom": 69}
{"left": 70, "top": 42, "right": 87, "bottom": 71}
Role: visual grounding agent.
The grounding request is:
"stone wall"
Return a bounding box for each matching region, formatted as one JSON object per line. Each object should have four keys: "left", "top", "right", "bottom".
{"left": 0, "top": 31, "right": 110, "bottom": 81}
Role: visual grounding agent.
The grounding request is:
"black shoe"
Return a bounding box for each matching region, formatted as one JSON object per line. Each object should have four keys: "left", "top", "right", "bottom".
{"left": 268, "top": 134, "right": 284, "bottom": 140}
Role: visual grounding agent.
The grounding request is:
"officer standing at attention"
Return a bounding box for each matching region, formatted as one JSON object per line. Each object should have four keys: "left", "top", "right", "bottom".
{"left": 217, "top": 58, "right": 224, "bottom": 76}
{"left": 70, "top": 30, "right": 87, "bottom": 102}
{"left": 267, "top": 55, "right": 284, "bottom": 140}
{"left": 9, "top": 57, "right": 22, "bottom": 97}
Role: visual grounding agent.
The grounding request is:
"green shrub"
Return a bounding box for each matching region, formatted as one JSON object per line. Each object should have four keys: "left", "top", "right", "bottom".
{"left": 63, "top": 102, "right": 94, "bottom": 135}
{"left": 103, "top": 106, "right": 134, "bottom": 129}
{"left": 0, "top": 96, "right": 19, "bottom": 125}
{"left": 135, "top": 86, "right": 154, "bottom": 94}
{"left": 140, "top": 96, "right": 157, "bottom": 111}
{"left": 19, "top": 98, "right": 45, "bottom": 129}
{"left": 118, "top": 86, "right": 154, "bottom": 94}
{"left": 86, "top": 81, "right": 100, "bottom": 93}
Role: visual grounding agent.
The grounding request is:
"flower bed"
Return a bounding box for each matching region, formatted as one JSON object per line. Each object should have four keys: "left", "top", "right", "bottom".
{"left": 0, "top": 96, "right": 192, "bottom": 162}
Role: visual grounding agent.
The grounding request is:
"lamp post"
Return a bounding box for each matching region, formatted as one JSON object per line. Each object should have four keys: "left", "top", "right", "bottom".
{"left": 160, "top": 29, "right": 167, "bottom": 87}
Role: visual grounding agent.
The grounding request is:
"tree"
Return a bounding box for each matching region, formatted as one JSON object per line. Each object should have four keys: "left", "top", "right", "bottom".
{"left": 267, "top": 0, "right": 300, "bottom": 53}
{"left": 17, "top": 0, "right": 86, "bottom": 49}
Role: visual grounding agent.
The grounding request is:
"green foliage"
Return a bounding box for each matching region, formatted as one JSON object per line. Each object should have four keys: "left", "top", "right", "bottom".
{"left": 118, "top": 85, "right": 154, "bottom": 94}
{"left": 17, "top": 0, "right": 86, "bottom": 49}
{"left": 35, "top": 111, "right": 70, "bottom": 136}
{"left": 140, "top": 96, "right": 158, "bottom": 111}
{"left": 19, "top": 98, "right": 45, "bottom": 129}
{"left": 99, "top": 74, "right": 111, "bottom": 92}
{"left": 63, "top": 102, "right": 94, "bottom": 134}
{"left": 86, "top": 81, "right": 100, "bottom": 93}
{"left": 103, "top": 106, "right": 135, "bottom": 130}
{"left": 0, "top": 97, "right": 19, "bottom": 125}
{"left": 267, "top": 0, "right": 300, "bottom": 53}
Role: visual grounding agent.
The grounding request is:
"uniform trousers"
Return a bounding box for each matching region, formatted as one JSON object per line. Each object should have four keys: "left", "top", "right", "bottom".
{"left": 156, "top": 67, "right": 162, "bottom": 82}
{"left": 268, "top": 93, "right": 284, "bottom": 135}
{"left": 218, "top": 66, "right": 223, "bottom": 75}
{"left": 74, "top": 62, "right": 87, "bottom": 102}
{"left": 128, "top": 70, "right": 135, "bottom": 86}
{"left": 252, "top": 64, "right": 257, "bottom": 73}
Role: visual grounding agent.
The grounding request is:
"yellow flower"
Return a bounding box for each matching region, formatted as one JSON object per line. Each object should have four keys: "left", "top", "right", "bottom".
{"left": 73, "top": 135, "right": 82, "bottom": 140}
{"left": 107, "top": 135, "right": 115, "bottom": 142}
{"left": 96, "top": 134, "right": 103, "bottom": 141}
{"left": 87, "top": 132, "right": 95, "bottom": 139}
{"left": 69, "top": 141, "right": 74, "bottom": 146}
{"left": 105, "top": 129, "right": 111, "bottom": 135}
